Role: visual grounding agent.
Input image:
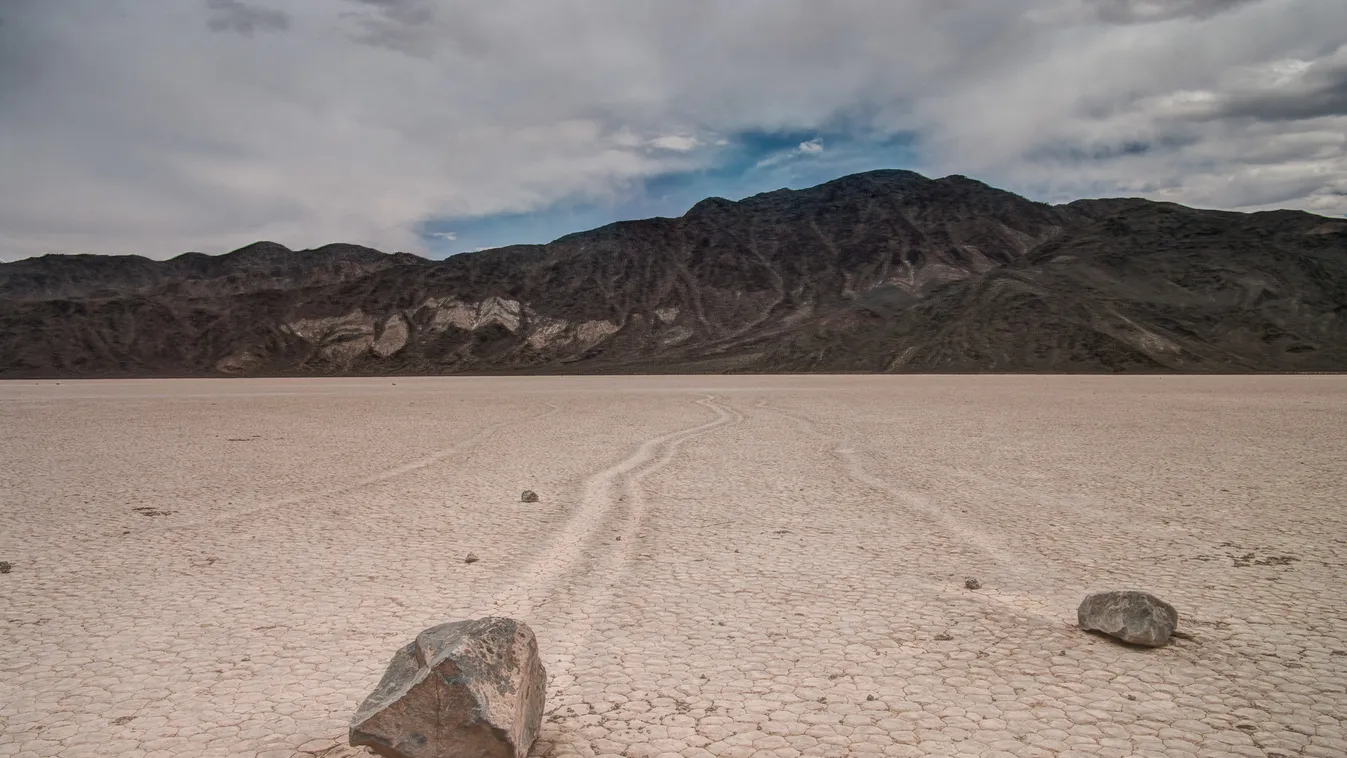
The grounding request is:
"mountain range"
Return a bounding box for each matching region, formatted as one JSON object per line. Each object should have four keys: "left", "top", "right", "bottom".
{"left": 3, "top": 169, "right": 1345, "bottom": 377}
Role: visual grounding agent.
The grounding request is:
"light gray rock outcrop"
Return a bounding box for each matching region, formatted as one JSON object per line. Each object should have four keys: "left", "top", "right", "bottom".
{"left": 350, "top": 617, "right": 546, "bottom": 758}
{"left": 1078, "top": 590, "right": 1179, "bottom": 647}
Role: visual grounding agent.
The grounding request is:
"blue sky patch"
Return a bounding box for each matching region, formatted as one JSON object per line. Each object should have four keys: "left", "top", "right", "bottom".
{"left": 418, "top": 129, "right": 921, "bottom": 258}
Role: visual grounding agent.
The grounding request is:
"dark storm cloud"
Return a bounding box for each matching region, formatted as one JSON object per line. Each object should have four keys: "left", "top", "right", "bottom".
{"left": 1069, "top": 0, "right": 1265, "bottom": 23}
{"left": 1215, "top": 48, "right": 1347, "bottom": 121}
{"left": 341, "top": 0, "right": 442, "bottom": 56}
{"left": 205, "top": 0, "right": 291, "bottom": 35}
{"left": 347, "top": 0, "right": 434, "bottom": 25}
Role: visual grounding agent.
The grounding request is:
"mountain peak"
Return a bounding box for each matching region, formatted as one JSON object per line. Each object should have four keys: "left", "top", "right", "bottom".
{"left": 224, "top": 241, "right": 294, "bottom": 260}
{"left": 2, "top": 168, "right": 1344, "bottom": 376}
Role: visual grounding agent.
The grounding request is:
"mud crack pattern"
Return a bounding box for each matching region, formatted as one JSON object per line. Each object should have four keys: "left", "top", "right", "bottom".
{"left": 1, "top": 375, "right": 1345, "bottom": 758}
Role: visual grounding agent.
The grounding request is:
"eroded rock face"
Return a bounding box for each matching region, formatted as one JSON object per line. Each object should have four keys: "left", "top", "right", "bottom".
{"left": 372, "top": 315, "right": 409, "bottom": 357}
{"left": 425, "top": 296, "right": 522, "bottom": 333}
{"left": 350, "top": 617, "right": 546, "bottom": 758}
{"left": 286, "top": 309, "right": 374, "bottom": 343}
{"left": 1078, "top": 590, "right": 1179, "bottom": 647}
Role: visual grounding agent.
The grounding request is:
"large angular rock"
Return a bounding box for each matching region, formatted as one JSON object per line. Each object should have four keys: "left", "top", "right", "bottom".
{"left": 1077, "top": 590, "right": 1179, "bottom": 647}
{"left": 350, "top": 617, "right": 546, "bottom": 758}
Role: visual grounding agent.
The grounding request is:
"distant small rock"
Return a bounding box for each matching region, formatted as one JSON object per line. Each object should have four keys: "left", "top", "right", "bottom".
{"left": 934, "top": 633, "right": 953, "bottom": 641}
{"left": 521, "top": 490, "right": 539, "bottom": 503}
{"left": 964, "top": 577, "right": 981, "bottom": 590}
{"left": 132, "top": 506, "right": 173, "bottom": 517}
{"left": 1078, "top": 590, "right": 1179, "bottom": 647}
{"left": 0, "top": 561, "right": 11, "bottom": 574}
{"left": 464, "top": 553, "right": 480, "bottom": 564}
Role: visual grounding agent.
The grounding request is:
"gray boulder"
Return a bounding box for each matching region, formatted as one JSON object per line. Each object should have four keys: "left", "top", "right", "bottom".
{"left": 1078, "top": 590, "right": 1179, "bottom": 647}
{"left": 520, "top": 490, "right": 539, "bottom": 503}
{"left": 350, "top": 617, "right": 546, "bottom": 758}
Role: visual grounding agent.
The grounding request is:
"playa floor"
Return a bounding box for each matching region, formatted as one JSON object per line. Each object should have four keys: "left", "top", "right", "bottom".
{"left": 2, "top": 376, "right": 1345, "bottom": 758}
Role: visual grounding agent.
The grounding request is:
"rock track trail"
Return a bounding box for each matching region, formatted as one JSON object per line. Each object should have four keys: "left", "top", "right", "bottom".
{"left": 2, "top": 376, "right": 1345, "bottom": 758}
{"left": 491, "top": 395, "right": 739, "bottom": 612}
{"left": 168, "top": 401, "right": 565, "bottom": 532}
{"left": 13, "top": 400, "right": 565, "bottom": 572}
{"left": 770, "top": 405, "right": 1072, "bottom": 626}
{"left": 487, "top": 395, "right": 741, "bottom": 684}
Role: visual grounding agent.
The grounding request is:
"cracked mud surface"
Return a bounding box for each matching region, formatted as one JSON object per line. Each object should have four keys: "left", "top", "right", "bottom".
{"left": 1, "top": 375, "right": 1345, "bottom": 758}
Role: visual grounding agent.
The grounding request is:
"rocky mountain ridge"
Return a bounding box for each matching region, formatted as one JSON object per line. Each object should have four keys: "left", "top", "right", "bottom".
{"left": 2, "top": 170, "right": 1345, "bottom": 376}
{"left": 0, "top": 242, "right": 423, "bottom": 301}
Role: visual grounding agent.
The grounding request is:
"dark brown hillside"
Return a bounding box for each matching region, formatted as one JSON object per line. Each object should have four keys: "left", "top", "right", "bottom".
{"left": 2, "top": 170, "right": 1344, "bottom": 377}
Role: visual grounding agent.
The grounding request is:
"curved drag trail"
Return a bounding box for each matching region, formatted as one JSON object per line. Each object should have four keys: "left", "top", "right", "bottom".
{"left": 833, "top": 446, "right": 1022, "bottom": 575}
{"left": 23, "top": 402, "right": 566, "bottom": 570}
{"left": 767, "top": 405, "right": 1071, "bottom": 625}
{"left": 488, "top": 395, "right": 741, "bottom": 686}
{"left": 170, "top": 403, "right": 564, "bottom": 531}
{"left": 771, "top": 406, "right": 1020, "bottom": 565}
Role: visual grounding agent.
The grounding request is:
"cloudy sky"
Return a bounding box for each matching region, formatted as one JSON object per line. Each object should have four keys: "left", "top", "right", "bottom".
{"left": 1, "top": 0, "right": 1345, "bottom": 260}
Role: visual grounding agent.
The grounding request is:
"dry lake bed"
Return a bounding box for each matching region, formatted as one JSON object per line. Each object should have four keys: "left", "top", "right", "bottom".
{"left": 1, "top": 375, "right": 1345, "bottom": 758}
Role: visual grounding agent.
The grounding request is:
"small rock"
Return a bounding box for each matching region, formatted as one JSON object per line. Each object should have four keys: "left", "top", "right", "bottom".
{"left": 964, "top": 577, "right": 981, "bottom": 590}
{"left": 866, "top": 694, "right": 875, "bottom": 701}
{"left": 0, "top": 561, "right": 11, "bottom": 574}
{"left": 350, "top": 617, "right": 546, "bottom": 758}
{"left": 934, "top": 633, "right": 953, "bottom": 641}
{"left": 520, "top": 490, "right": 539, "bottom": 503}
{"left": 464, "top": 553, "right": 480, "bottom": 564}
{"left": 1077, "top": 590, "right": 1179, "bottom": 647}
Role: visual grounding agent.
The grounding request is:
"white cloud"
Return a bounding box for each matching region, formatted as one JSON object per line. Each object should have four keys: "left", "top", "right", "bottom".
{"left": 1, "top": 0, "right": 1344, "bottom": 259}
{"left": 649, "top": 135, "right": 701, "bottom": 152}
{"left": 755, "top": 137, "right": 826, "bottom": 168}
{"left": 426, "top": 231, "right": 457, "bottom": 241}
